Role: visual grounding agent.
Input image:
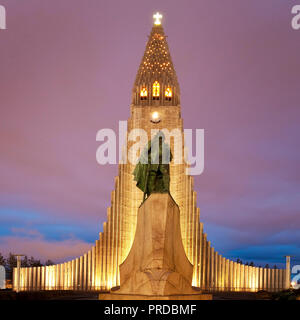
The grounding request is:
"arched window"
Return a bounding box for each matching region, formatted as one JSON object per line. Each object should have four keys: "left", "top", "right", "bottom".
{"left": 165, "top": 87, "right": 172, "bottom": 101}
{"left": 140, "top": 87, "right": 148, "bottom": 100}
{"left": 152, "top": 81, "right": 160, "bottom": 100}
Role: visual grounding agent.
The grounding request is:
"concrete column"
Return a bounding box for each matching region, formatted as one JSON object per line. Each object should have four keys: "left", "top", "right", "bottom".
{"left": 37, "top": 267, "right": 41, "bottom": 290}
{"left": 214, "top": 251, "right": 218, "bottom": 291}
{"left": 254, "top": 267, "right": 257, "bottom": 291}
{"left": 23, "top": 268, "right": 26, "bottom": 291}
{"left": 39, "top": 266, "right": 43, "bottom": 290}
{"left": 106, "top": 209, "right": 112, "bottom": 289}
{"left": 69, "top": 261, "right": 72, "bottom": 289}
{"left": 202, "top": 234, "right": 207, "bottom": 289}
{"left": 64, "top": 263, "right": 68, "bottom": 289}
{"left": 232, "top": 262, "right": 236, "bottom": 291}
{"left": 54, "top": 265, "right": 58, "bottom": 290}
{"left": 69, "top": 261, "right": 73, "bottom": 290}
{"left": 115, "top": 178, "right": 121, "bottom": 288}
{"left": 220, "top": 257, "right": 223, "bottom": 290}
{"left": 254, "top": 267, "right": 258, "bottom": 291}
{"left": 25, "top": 268, "right": 28, "bottom": 291}
{"left": 71, "top": 260, "right": 75, "bottom": 290}
{"left": 12, "top": 268, "right": 16, "bottom": 292}
{"left": 59, "top": 264, "right": 63, "bottom": 290}
{"left": 217, "top": 255, "right": 222, "bottom": 291}
{"left": 66, "top": 262, "right": 69, "bottom": 289}
{"left": 280, "top": 269, "right": 284, "bottom": 290}
{"left": 248, "top": 265, "right": 252, "bottom": 291}
{"left": 244, "top": 265, "right": 248, "bottom": 291}
{"left": 40, "top": 266, "right": 44, "bottom": 290}
{"left": 103, "top": 223, "right": 107, "bottom": 289}
{"left": 285, "top": 256, "right": 291, "bottom": 289}
{"left": 256, "top": 267, "right": 259, "bottom": 291}
{"left": 58, "top": 264, "right": 61, "bottom": 290}
{"left": 44, "top": 266, "right": 47, "bottom": 290}
{"left": 91, "top": 246, "right": 95, "bottom": 290}
{"left": 53, "top": 265, "right": 56, "bottom": 290}
{"left": 110, "top": 203, "right": 116, "bottom": 288}
{"left": 95, "top": 239, "right": 100, "bottom": 289}
{"left": 53, "top": 265, "right": 57, "bottom": 290}
{"left": 236, "top": 263, "right": 241, "bottom": 291}
{"left": 74, "top": 259, "right": 78, "bottom": 291}
{"left": 219, "top": 257, "right": 223, "bottom": 291}
{"left": 262, "top": 268, "right": 266, "bottom": 290}
{"left": 79, "top": 256, "right": 83, "bottom": 290}
{"left": 215, "top": 254, "right": 218, "bottom": 291}
{"left": 248, "top": 266, "right": 253, "bottom": 291}
{"left": 206, "top": 241, "right": 211, "bottom": 290}
{"left": 275, "top": 269, "right": 279, "bottom": 291}
{"left": 210, "top": 247, "right": 214, "bottom": 290}
{"left": 193, "top": 218, "right": 199, "bottom": 287}
{"left": 29, "top": 267, "right": 33, "bottom": 291}
{"left": 25, "top": 267, "right": 28, "bottom": 291}
{"left": 15, "top": 264, "right": 20, "bottom": 292}
{"left": 267, "top": 268, "right": 271, "bottom": 291}
{"left": 45, "top": 267, "right": 48, "bottom": 291}
{"left": 241, "top": 263, "right": 244, "bottom": 291}
{"left": 16, "top": 257, "right": 21, "bottom": 292}
{"left": 258, "top": 267, "right": 262, "bottom": 291}
{"left": 229, "top": 261, "right": 233, "bottom": 291}
{"left": 49, "top": 265, "right": 52, "bottom": 290}
{"left": 88, "top": 250, "right": 91, "bottom": 290}
{"left": 27, "top": 268, "right": 30, "bottom": 291}
{"left": 56, "top": 264, "right": 60, "bottom": 290}
{"left": 20, "top": 268, "right": 24, "bottom": 291}
{"left": 83, "top": 254, "right": 87, "bottom": 290}
{"left": 63, "top": 263, "right": 66, "bottom": 290}
{"left": 198, "top": 223, "right": 203, "bottom": 288}
{"left": 270, "top": 268, "right": 274, "bottom": 292}
{"left": 225, "top": 259, "right": 229, "bottom": 290}
{"left": 33, "top": 267, "right": 37, "bottom": 291}
{"left": 99, "top": 234, "right": 104, "bottom": 290}
{"left": 47, "top": 266, "right": 50, "bottom": 290}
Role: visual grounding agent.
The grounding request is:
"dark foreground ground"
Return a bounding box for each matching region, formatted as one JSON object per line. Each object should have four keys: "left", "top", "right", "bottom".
{"left": 0, "top": 289, "right": 299, "bottom": 300}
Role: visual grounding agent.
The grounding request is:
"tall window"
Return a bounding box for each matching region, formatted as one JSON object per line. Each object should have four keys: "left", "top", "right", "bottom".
{"left": 140, "top": 87, "right": 148, "bottom": 100}
{"left": 165, "top": 87, "right": 172, "bottom": 101}
{"left": 152, "top": 81, "right": 160, "bottom": 100}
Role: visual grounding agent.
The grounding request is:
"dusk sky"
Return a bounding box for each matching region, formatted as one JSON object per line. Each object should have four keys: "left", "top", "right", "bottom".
{"left": 0, "top": 0, "right": 299, "bottom": 268}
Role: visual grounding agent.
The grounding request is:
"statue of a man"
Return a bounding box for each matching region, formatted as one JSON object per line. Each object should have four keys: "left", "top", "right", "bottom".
{"left": 133, "top": 131, "right": 173, "bottom": 201}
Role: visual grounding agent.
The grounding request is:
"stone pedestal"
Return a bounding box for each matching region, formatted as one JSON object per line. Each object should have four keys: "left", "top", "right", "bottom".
{"left": 99, "top": 193, "right": 212, "bottom": 300}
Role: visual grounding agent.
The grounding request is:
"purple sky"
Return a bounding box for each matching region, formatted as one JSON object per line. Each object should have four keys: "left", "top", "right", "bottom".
{"left": 0, "top": 0, "right": 299, "bottom": 268}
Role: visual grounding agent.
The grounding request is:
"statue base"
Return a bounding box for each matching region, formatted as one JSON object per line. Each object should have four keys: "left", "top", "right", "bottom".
{"left": 99, "top": 293, "right": 212, "bottom": 300}
{"left": 99, "top": 193, "right": 212, "bottom": 300}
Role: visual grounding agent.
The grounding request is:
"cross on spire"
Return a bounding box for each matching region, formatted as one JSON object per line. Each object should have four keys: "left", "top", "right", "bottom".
{"left": 153, "top": 12, "right": 163, "bottom": 25}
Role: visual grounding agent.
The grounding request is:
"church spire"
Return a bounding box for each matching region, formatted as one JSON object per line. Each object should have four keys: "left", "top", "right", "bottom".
{"left": 132, "top": 13, "right": 180, "bottom": 106}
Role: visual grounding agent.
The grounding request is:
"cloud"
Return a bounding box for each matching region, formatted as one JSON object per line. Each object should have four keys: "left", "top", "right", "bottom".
{"left": 0, "top": 232, "right": 92, "bottom": 263}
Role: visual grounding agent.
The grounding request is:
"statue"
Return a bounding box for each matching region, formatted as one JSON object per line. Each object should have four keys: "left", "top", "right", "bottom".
{"left": 133, "top": 131, "right": 173, "bottom": 201}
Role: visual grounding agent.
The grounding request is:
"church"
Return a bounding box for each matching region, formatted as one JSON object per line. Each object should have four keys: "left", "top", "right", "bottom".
{"left": 13, "top": 13, "right": 290, "bottom": 293}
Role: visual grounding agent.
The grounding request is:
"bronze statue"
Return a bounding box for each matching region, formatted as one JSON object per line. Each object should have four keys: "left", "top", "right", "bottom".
{"left": 133, "top": 131, "right": 173, "bottom": 201}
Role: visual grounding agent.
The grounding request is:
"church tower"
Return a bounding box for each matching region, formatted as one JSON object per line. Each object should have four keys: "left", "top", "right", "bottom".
{"left": 13, "top": 13, "right": 288, "bottom": 293}
{"left": 132, "top": 13, "right": 180, "bottom": 107}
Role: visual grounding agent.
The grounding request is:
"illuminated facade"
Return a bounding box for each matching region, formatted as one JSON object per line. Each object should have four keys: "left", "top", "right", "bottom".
{"left": 13, "top": 15, "right": 290, "bottom": 293}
